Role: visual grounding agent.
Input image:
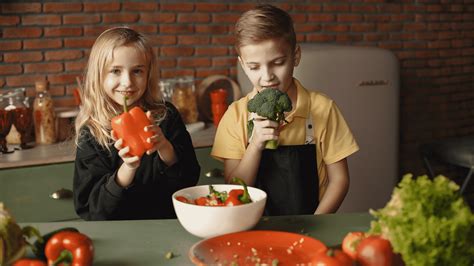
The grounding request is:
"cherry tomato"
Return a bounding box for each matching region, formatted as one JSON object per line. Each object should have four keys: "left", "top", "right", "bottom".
{"left": 356, "top": 235, "right": 394, "bottom": 266}
{"left": 175, "top": 196, "right": 191, "bottom": 203}
{"left": 342, "top": 231, "right": 366, "bottom": 260}
{"left": 311, "top": 249, "right": 353, "bottom": 266}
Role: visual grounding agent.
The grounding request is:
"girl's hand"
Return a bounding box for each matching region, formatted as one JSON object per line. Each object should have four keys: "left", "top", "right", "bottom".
{"left": 248, "top": 113, "right": 279, "bottom": 151}
{"left": 111, "top": 130, "right": 140, "bottom": 169}
{"left": 145, "top": 111, "right": 169, "bottom": 155}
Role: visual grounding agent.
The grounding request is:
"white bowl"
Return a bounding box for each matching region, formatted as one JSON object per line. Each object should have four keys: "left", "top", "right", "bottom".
{"left": 172, "top": 184, "right": 267, "bottom": 238}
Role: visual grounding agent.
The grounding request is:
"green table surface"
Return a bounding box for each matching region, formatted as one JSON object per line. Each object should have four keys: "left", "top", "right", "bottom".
{"left": 20, "top": 213, "right": 372, "bottom": 265}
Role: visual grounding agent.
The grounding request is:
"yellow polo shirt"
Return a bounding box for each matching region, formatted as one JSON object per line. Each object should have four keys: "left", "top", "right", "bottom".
{"left": 211, "top": 79, "right": 359, "bottom": 200}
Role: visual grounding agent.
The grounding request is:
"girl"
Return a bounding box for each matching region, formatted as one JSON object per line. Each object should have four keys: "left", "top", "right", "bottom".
{"left": 74, "top": 27, "right": 200, "bottom": 220}
{"left": 212, "top": 5, "right": 359, "bottom": 215}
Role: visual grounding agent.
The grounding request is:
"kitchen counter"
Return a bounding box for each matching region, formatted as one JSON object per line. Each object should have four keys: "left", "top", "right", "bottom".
{"left": 0, "top": 124, "right": 216, "bottom": 169}
{"left": 20, "top": 213, "right": 372, "bottom": 265}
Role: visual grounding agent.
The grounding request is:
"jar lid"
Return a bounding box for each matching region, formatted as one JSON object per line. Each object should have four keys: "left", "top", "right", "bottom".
{"left": 35, "top": 80, "right": 48, "bottom": 92}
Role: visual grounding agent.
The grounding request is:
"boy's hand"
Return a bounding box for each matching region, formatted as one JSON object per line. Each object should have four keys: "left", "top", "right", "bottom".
{"left": 111, "top": 130, "right": 140, "bottom": 169}
{"left": 248, "top": 113, "right": 279, "bottom": 151}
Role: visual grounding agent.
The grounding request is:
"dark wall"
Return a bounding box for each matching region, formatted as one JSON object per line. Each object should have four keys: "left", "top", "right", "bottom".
{"left": 1, "top": 1, "right": 473, "bottom": 177}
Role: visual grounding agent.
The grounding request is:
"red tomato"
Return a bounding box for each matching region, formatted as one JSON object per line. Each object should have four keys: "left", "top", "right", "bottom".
{"left": 194, "top": 197, "right": 209, "bottom": 206}
{"left": 311, "top": 249, "right": 353, "bottom": 266}
{"left": 175, "top": 196, "right": 191, "bottom": 203}
{"left": 342, "top": 231, "right": 366, "bottom": 260}
{"left": 356, "top": 235, "right": 394, "bottom": 266}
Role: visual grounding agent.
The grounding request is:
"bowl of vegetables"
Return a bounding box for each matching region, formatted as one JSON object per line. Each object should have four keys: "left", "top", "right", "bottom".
{"left": 172, "top": 178, "right": 267, "bottom": 238}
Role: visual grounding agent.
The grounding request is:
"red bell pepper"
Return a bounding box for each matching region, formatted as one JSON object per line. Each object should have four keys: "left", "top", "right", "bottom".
{"left": 111, "top": 96, "right": 153, "bottom": 157}
{"left": 12, "top": 259, "right": 47, "bottom": 266}
{"left": 45, "top": 231, "right": 94, "bottom": 266}
{"left": 224, "top": 177, "right": 252, "bottom": 206}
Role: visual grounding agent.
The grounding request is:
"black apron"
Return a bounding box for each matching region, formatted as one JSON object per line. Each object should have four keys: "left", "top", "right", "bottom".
{"left": 254, "top": 116, "right": 319, "bottom": 216}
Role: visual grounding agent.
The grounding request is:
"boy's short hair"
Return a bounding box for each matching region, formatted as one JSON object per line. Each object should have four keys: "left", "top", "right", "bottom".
{"left": 234, "top": 4, "right": 296, "bottom": 54}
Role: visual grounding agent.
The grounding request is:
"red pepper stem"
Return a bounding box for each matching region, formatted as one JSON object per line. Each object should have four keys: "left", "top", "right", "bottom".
{"left": 123, "top": 96, "right": 129, "bottom": 113}
{"left": 53, "top": 250, "right": 73, "bottom": 266}
{"left": 231, "top": 177, "right": 252, "bottom": 203}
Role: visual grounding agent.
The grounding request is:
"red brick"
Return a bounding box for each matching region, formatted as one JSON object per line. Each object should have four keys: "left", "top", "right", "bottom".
{"left": 396, "top": 51, "right": 416, "bottom": 60}
{"left": 65, "top": 60, "right": 87, "bottom": 72}
{"left": 323, "top": 24, "right": 349, "bottom": 32}
{"left": 160, "top": 3, "right": 194, "bottom": 12}
{"left": 0, "top": 15, "right": 20, "bottom": 25}
{"left": 4, "top": 52, "right": 42, "bottom": 63}
{"left": 122, "top": 2, "right": 158, "bottom": 11}
{"left": 462, "top": 48, "right": 474, "bottom": 56}
{"left": 43, "top": 2, "right": 82, "bottom": 13}
{"left": 103, "top": 13, "right": 139, "bottom": 23}
{"left": 160, "top": 47, "right": 194, "bottom": 56}
{"left": 306, "top": 34, "right": 335, "bottom": 42}
{"left": 130, "top": 25, "right": 157, "bottom": 34}
{"left": 427, "top": 4, "right": 443, "bottom": 13}
{"left": 295, "top": 24, "right": 322, "bottom": 33}
{"left": 337, "top": 14, "right": 363, "bottom": 23}
{"left": 64, "top": 38, "right": 96, "bottom": 48}
{"left": 291, "top": 14, "right": 307, "bottom": 24}
{"left": 427, "top": 40, "right": 451, "bottom": 49}
{"left": 63, "top": 14, "right": 101, "bottom": 25}
{"left": 48, "top": 73, "right": 78, "bottom": 85}
{"left": 336, "top": 34, "right": 364, "bottom": 43}
{"left": 45, "top": 50, "right": 83, "bottom": 61}
{"left": 83, "top": 2, "right": 120, "bottom": 12}
{"left": 404, "top": 4, "right": 425, "bottom": 12}
{"left": 402, "top": 59, "right": 427, "bottom": 68}
{"left": 364, "top": 33, "right": 388, "bottom": 42}
{"left": 364, "top": 15, "right": 391, "bottom": 22}
{"left": 1, "top": 3, "right": 41, "bottom": 13}
{"left": 6, "top": 75, "right": 44, "bottom": 87}
{"left": 48, "top": 85, "right": 66, "bottom": 97}
{"left": 437, "top": 31, "right": 459, "bottom": 39}
{"left": 377, "top": 23, "right": 403, "bottom": 32}
{"left": 322, "top": 3, "right": 350, "bottom": 12}
{"left": 439, "top": 49, "right": 461, "bottom": 57}
{"left": 160, "top": 24, "right": 194, "bottom": 34}
{"left": 54, "top": 97, "right": 77, "bottom": 108}
{"left": 44, "top": 27, "right": 83, "bottom": 37}
{"left": 212, "top": 36, "right": 234, "bottom": 46}
{"left": 83, "top": 25, "right": 112, "bottom": 36}
{"left": 24, "top": 62, "right": 63, "bottom": 73}
{"left": 404, "top": 23, "right": 427, "bottom": 32}
{"left": 378, "top": 3, "right": 402, "bottom": 13}
{"left": 415, "top": 50, "right": 438, "bottom": 58}
{"left": 377, "top": 42, "right": 402, "bottom": 50}
{"left": 294, "top": 4, "right": 321, "bottom": 12}
{"left": 0, "top": 65, "right": 22, "bottom": 75}
{"left": 178, "top": 13, "right": 210, "bottom": 23}
{"left": 351, "top": 5, "right": 377, "bottom": 13}
{"left": 149, "top": 35, "right": 176, "bottom": 46}
{"left": 161, "top": 69, "right": 195, "bottom": 79}
{"left": 178, "top": 57, "right": 211, "bottom": 68}
{"left": 195, "top": 25, "right": 228, "bottom": 34}
{"left": 452, "top": 39, "right": 473, "bottom": 48}
{"left": 195, "top": 47, "right": 228, "bottom": 56}
{"left": 350, "top": 23, "right": 375, "bottom": 32}
{"left": 308, "top": 14, "right": 335, "bottom": 23}
{"left": 178, "top": 35, "right": 209, "bottom": 45}
{"left": 228, "top": 3, "right": 255, "bottom": 12}
{"left": 195, "top": 3, "right": 227, "bottom": 12}
{"left": 212, "top": 57, "right": 237, "bottom": 67}
{"left": 196, "top": 69, "right": 229, "bottom": 79}
{"left": 440, "top": 14, "right": 464, "bottom": 22}
{"left": 212, "top": 13, "right": 240, "bottom": 24}
{"left": 2, "top": 27, "right": 42, "bottom": 38}
{"left": 24, "top": 39, "right": 62, "bottom": 50}
{"left": 22, "top": 15, "right": 61, "bottom": 25}
{"left": 157, "top": 58, "right": 176, "bottom": 68}
{"left": 140, "top": 13, "right": 176, "bottom": 23}
{"left": 0, "top": 40, "right": 21, "bottom": 51}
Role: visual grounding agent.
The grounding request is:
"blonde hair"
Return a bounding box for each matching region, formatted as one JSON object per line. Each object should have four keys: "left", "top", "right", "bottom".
{"left": 234, "top": 4, "right": 296, "bottom": 55}
{"left": 75, "top": 27, "right": 160, "bottom": 150}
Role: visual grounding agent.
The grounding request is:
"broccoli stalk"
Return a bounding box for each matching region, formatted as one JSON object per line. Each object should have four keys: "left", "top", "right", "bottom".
{"left": 247, "top": 89, "right": 292, "bottom": 149}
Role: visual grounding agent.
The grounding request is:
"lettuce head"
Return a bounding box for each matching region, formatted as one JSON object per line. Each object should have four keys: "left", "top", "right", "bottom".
{"left": 370, "top": 174, "right": 474, "bottom": 266}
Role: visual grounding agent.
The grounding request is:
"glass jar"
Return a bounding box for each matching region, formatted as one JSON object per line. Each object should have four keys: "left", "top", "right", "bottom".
{"left": 8, "top": 88, "right": 34, "bottom": 149}
{"left": 33, "top": 80, "right": 57, "bottom": 144}
{"left": 0, "top": 93, "right": 14, "bottom": 153}
{"left": 171, "top": 76, "right": 199, "bottom": 124}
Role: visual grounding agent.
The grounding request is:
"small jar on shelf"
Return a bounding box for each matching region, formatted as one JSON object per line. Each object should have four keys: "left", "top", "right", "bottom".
{"left": 33, "top": 80, "right": 57, "bottom": 144}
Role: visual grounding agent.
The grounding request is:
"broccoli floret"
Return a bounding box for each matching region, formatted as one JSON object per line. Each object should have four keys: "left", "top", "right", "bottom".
{"left": 247, "top": 89, "right": 292, "bottom": 149}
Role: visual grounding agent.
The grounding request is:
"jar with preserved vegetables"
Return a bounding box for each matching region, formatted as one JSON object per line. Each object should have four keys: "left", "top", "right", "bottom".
{"left": 33, "top": 80, "right": 57, "bottom": 144}
{"left": 171, "top": 76, "right": 199, "bottom": 124}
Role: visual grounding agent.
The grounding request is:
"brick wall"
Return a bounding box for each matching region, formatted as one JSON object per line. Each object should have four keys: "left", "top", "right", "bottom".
{"left": 1, "top": 1, "right": 473, "bottom": 177}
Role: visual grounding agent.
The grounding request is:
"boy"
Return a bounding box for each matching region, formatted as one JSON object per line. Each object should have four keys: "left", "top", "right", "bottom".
{"left": 212, "top": 4, "right": 359, "bottom": 215}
